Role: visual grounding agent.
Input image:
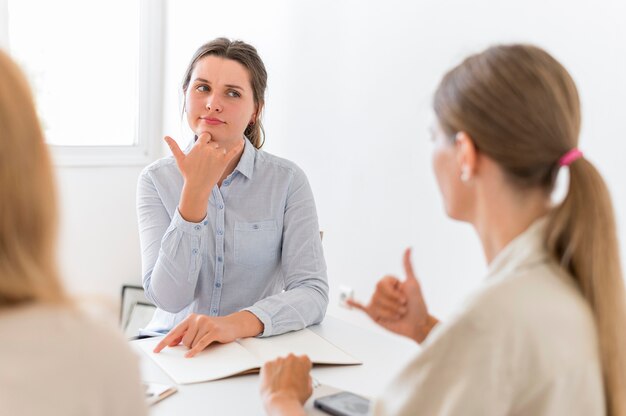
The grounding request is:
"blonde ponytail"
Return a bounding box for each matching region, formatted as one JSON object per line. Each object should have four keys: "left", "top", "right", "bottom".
{"left": 546, "top": 160, "right": 626, "bottom": 415}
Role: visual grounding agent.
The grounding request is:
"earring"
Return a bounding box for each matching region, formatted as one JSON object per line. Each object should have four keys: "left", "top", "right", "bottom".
{"left": 460, "top": 166, "right": 470, "bottom": 182}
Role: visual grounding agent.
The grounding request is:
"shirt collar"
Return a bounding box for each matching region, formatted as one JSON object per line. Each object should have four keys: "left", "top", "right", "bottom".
{"left": 234, "top": 137, "right": 256, "bottom": 180}
{"left": 486, "top": 216, "right": 550, "bottom": 281}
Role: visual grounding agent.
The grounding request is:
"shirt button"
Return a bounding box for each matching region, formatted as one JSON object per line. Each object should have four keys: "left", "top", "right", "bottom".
{"left": 192, "top": 249, "right": 198, "bottom": 254}
{"left": 217, "top": 256, "right": 223, "bottom": 262}
{"left": 252, "top": 224, "right": 259, "bottom": 230}
{"left": 194, "top": 225, "right": 201, "bottom": 230}
{"left": 217, "top": 229, "right": 223, "bottom": 235}
{"left": 215, "top": 282, "right": 221, "bottom": 288}
{"left": 218, "top": 204, "right": 224, "bottom": 209}
{"left": 212, "top": 308, "right": 217, "bottom": 314}
{"left": 223, "top": 180, "right": 230, "bottom": 186}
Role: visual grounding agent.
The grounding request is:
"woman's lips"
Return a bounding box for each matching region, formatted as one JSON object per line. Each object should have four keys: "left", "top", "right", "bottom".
{"left": 200, "top": 117, "right": 224, "bottom": 125}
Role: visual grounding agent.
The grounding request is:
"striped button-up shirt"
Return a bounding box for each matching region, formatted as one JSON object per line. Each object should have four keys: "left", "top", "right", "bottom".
{"left": 137, "top": 138, "right": 328, "bottom": 336}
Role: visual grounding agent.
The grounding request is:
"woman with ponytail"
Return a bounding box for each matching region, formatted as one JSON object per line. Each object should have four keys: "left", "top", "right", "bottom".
{"left": 137, "top": 38, "right": 328, "bottom": 356}
{"left": 259, "top": 44, "right": 625, "bottom": 415}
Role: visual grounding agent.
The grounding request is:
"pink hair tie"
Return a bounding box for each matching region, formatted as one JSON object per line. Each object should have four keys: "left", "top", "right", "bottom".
{"left": 558, "top": 148, "right": 583, "bottom": 167}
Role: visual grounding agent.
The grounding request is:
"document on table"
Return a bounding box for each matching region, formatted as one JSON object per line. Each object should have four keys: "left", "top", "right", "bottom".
{"left": 135, "top": 328, "right": 362, "bottom": 384}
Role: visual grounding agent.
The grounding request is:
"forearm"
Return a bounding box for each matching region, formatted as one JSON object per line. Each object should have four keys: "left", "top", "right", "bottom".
{"left": 138, "top": 172, "right": 207, "bottom": 311}
{"left": 142, "top": 211, "right": 207, "bottom": 312}
{"left": 144, "top": 259, "right": 199, "bottom": 312}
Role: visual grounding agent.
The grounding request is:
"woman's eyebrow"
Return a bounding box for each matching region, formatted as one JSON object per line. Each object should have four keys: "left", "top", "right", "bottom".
{"left": 224, "top": 84, "right": 244, "bottom": 91}
{"left": 193, "top": 78, "right": 244, "bottom": 91}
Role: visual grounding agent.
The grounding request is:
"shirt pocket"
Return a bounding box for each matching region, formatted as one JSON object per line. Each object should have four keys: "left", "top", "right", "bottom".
{"left": 234, "top": 220, "right": 280, "bottom": 268}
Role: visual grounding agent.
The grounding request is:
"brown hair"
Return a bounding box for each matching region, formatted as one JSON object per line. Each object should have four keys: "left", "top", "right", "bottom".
{"left": 0, "top": 50, "right": 66, "bottom": 306}
{"left": 181, "top": 37, "right": 267, "bottom": 148}
{"left": 434, "top": 44, "right": 626, "bottom": 415}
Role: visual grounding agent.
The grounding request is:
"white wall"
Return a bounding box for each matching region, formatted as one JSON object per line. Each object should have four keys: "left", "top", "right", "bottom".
{"left": 56, "top": 166, "right": 145, "bottom": 312}
{"left": 57, "top": 0, "right": 626, "bottom": 329}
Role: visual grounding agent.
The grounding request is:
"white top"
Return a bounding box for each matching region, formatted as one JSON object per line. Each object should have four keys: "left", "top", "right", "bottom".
{"left": 0, "top": 304, "right": 148, "bottom": 416}
{"left": 373, "top": 219, "right": 605, "bottom": 415}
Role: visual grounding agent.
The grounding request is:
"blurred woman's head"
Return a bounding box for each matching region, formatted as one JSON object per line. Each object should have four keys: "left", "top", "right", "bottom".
{"left": 432, "top": 44, "right": 580, "bottom": 219}
{"left": 0, "top": 50, "right": 65, "bottom": 306}
{"left": 181, "top": 38, "right": 268, "bottom": 149}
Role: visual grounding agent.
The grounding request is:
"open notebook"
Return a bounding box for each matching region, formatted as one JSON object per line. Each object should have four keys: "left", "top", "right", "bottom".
{"left": 136, "top": 328, "right": 361, "bottom": 384}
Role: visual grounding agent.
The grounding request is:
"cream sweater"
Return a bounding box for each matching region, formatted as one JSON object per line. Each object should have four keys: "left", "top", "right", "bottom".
{"left": 0, "top": 304, "right": 147, "bottom": 415}
{"left": 373, "top": 219, "right": 604, "bottom": 415}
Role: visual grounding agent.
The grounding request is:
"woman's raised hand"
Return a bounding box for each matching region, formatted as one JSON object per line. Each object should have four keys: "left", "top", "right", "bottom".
{"left": 347, "top": 248, "right": 439, "bottom": 344}
{"left": 165, "top": 132, "right": 243, "bottom": 192}
{"left": 164, "top": 133, "right": 244, "bottom": 222}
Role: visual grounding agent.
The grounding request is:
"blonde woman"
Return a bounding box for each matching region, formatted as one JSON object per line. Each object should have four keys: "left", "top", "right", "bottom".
{"left": 0, "top": 50, "right": 147, "bottom": 415}
{"left": 260, "top": 44, "right": 626, "bottom": 415}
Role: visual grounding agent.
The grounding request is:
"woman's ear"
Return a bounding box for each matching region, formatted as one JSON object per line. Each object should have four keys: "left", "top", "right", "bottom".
{"left": 455, "top": 131, "right": 478, "bottom": 182}
{"left": 250, "top": 102, "right": 264, "bottom": 125}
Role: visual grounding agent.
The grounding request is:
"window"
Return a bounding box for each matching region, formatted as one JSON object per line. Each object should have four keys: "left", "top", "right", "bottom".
{"left": 0, "top": 0, "right": 163, "bottom": 166}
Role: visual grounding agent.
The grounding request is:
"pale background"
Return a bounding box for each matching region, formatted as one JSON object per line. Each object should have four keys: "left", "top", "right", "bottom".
{"left": 51, "top": 0, "right": 625, "bottom": 330}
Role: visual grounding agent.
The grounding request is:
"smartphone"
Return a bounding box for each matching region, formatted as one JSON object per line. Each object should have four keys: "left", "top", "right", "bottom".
{"left": 313, "top": 391, "right": 371, "bottom": 416}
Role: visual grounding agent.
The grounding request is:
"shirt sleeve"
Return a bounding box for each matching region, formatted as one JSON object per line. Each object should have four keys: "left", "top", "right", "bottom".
{"left": 136, "top": 167, "right": 208, "bottom": 313}
{"left": 372, "top": 312, "right": 512, "bottom": 416}
{"left": 244, "top": 167, "right": 329, "bottom": 337}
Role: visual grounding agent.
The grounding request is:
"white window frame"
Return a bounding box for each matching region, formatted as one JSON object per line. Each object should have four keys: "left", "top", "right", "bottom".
{"left": 0, "top": 0, "right": 164, "bottom": 167}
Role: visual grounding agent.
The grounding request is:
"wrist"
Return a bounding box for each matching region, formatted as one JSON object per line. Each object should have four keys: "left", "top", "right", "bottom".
{"left": 229, "top": 310, "right": 264, "bottom": 338}
{"left": 182, "top": 180, "right": 214, "bottom": 196}
{"left": 264, "top": 391, "right": 306, "bottom": 416}
{"left": 414, "top": 315, "right": 439, "bottom": 344}
{"left": 179, "top": 184, "right": 211, "bottom": 222}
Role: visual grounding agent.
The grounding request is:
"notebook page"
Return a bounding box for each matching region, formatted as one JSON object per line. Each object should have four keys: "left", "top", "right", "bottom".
{"left": 136, "top": 337, "right": 260, "bottom": 384}
{"left": 238, "top": 328, "right": 361, "bottom": 365}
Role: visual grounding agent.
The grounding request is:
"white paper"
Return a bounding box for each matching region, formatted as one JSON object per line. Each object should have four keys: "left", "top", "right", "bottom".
{"left": 137, "top": 338, "right": 260, "bottom": 384}
{"left": 238, "top": 329, "right": 361, "bottom": 365}
{"left": 136, "top": 328, "right": 361, "bottom": 385}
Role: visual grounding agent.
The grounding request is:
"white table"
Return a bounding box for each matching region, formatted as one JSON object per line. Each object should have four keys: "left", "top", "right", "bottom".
{"left": 131, "top": 315, "right": 419, "bottom": 415}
